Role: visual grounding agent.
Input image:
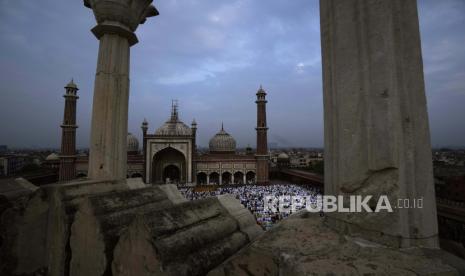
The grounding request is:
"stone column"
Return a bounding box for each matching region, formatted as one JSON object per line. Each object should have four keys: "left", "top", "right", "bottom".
{"left": 320, "top": 0, "right": 438, "bottom": 248}
{"left": 232, "top": 174, "right": 235, "bottom": 184}
{"left": 219, "top": 174, "right": 223, "bottom": 185}
{"left": 207, "top": 174, "right": 210, "bottom": 185}
{"left": 243, "top": 174, "right": 246, "bottom": 185}
{"left": 84, "top": 0, "right": 158, "bottom": 181}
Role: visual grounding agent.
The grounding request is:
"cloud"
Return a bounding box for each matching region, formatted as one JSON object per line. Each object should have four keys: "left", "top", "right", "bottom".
{"left": 0, "top": 0, "right": 464, "bottom": 148}
{"left": 156, "top": 70, "right": 215, "bottom": 85}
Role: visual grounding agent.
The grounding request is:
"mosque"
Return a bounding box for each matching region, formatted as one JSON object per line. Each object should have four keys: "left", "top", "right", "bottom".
{"left": 50, "top": 85, "right": 270, "bottom": 185}
{"left": 142, "top": 85, "right": 270, "bottom": 185}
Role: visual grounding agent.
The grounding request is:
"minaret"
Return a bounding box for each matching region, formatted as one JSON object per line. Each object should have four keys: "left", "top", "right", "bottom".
{"left": 59, "top": 79, "right": 79, "bottom": 181}
{"left": 191, "top": 119, "right": 197, "bottom": 183}
{"left": 255, "top": 85, "right": 269, "bottom": 185}
{"left": 141, "top": 118, "right": 148, "bottom": 183}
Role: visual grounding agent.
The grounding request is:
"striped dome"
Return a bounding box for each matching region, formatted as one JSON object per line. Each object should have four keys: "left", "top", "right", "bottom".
{"left": 209, "top": 124, "right": 236, "bottom": 153}
{"left": 127, "top": 133, "right": 139, "bottom": 153}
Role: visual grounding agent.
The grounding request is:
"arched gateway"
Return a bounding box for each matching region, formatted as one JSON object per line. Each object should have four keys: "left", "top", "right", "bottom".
{"left": 144, "top": 101, "right": 194, "bottom": 184}
{"left": 152, "top": 147, "right": 186, "bottom": 184}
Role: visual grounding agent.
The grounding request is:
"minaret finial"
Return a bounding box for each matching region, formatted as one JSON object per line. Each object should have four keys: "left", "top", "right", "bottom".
{"left": 221, "top": 122, "right": 224, "bottom": 131}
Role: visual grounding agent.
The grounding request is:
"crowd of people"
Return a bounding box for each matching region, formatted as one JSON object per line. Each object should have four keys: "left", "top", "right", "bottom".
{"left": 177, "top": 184, "right": 321, "bottom": 231}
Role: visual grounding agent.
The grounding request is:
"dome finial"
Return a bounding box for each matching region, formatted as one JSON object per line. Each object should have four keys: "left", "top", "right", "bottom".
{"left": 65, "top": 78, "right": 78, "bottom": 90}
{"left": 154, "top": 102, "right": 192, "bottom": 136}
{"left": 209, "top": 123, "right": 237, "bottom": 153}
{"left": 170, "top": 99, "right": 179, "bottom": 122}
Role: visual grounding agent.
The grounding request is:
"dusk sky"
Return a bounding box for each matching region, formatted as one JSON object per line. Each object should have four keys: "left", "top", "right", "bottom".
{"left": 0, "top": 0, "right": 464, "bottom": 149}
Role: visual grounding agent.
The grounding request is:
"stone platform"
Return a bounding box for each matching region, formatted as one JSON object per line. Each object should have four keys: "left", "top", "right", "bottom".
{"left": 0, "top": 179, "right": 263, "bottom": 276}
{"left": 209, "top": 212, "right": 465, "bottom": 276}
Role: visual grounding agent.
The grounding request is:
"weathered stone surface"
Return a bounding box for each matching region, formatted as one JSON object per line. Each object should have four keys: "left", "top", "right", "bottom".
{"left": 217, "top": 194, "right": 263, "bottom": 241}
{"left": 158, "top": 183, "right": 188, "bottom": 204}
{"left": 69, "top": 187, "right": 261, "bottom": 276}
{"left": 0, "top": 177, "right": 38, "bottom": 274}
{"left": 0, "top": 178, "right": 136, "bottom": 276}
{"left": 210, "top": 212, "right": 464, "bottom": 276}
{"left": 84, "top": 0, "right": 158, "bottom": 45}
{"left": 125, "top": 177, "right": 148, "bottom": 190}
{"left": 112, "top": 216, "right": 161, "bottom": 276}
{"left": 320, "top": 0, "right": 438, "bottom": 247}
{"left": 46, "top": 179, "right": 131, "bottom": 276}
{"left": 0, "top": 178, "right": 38, "bottom": 200}
{"left": 0, "top": 192, "right": 42, "bottom": 275}
{"left": 69, "top": 186, "right": 175, "bottom": 276}
{"left": 111, "top": 197, "right": 263, "bottom": 276}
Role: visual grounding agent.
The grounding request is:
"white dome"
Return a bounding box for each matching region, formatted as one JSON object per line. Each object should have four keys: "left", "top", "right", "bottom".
{"left": 46, "top": 153, "right": 60, "bottom": 161}
{"left": 209, "top": 125, "right": 236, "bottom": 153}
{"left": 277, "top": 153, "right": 289, "bottom": 160}
{"left": 154, "top": 104, "right": 192, "bottom": 136}
{"left": 127, "top": 133, "right": 139, "bottom": 153}
{"left": 155, "top": 121, "right": 192, "bottom": 136}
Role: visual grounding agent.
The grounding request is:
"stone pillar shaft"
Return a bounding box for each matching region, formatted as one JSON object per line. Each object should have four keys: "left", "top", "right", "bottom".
{"left": 88, "top": 34, "right": 130, "bottom": 180}
{"left": 320, "top": 0, "right": 438, "bottom": 247}
{"left": 84, "top": 0, "right": 158, "bottom": 181}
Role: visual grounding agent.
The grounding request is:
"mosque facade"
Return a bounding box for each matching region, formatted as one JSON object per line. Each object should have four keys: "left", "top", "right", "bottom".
{"left": 53, "top": 85, "right": 270, "bottom": 185}
{"left": 143, "top": 86, "right": 270, "bottom": 185}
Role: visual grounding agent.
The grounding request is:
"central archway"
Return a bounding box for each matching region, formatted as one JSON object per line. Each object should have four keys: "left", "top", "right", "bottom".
{"left": 152, "top": 147, "right": 186, "bottom": 184}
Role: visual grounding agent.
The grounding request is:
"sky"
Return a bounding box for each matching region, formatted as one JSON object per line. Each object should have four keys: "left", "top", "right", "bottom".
{"left": 0, "top": 0, "right": 464, "bottom": 149}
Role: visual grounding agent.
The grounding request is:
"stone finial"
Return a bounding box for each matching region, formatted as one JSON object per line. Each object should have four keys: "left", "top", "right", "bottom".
{"left": 84, "top": 0, "right": 159, "bottom": 45}
{"left": 65, "top": 79, "right": 78, "bottom": 90}
{"left": 141, "top": 118, "right": 148, "bottom": 132}
{"left": 257, "top": 85, "right": 266, "bottom": 96}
